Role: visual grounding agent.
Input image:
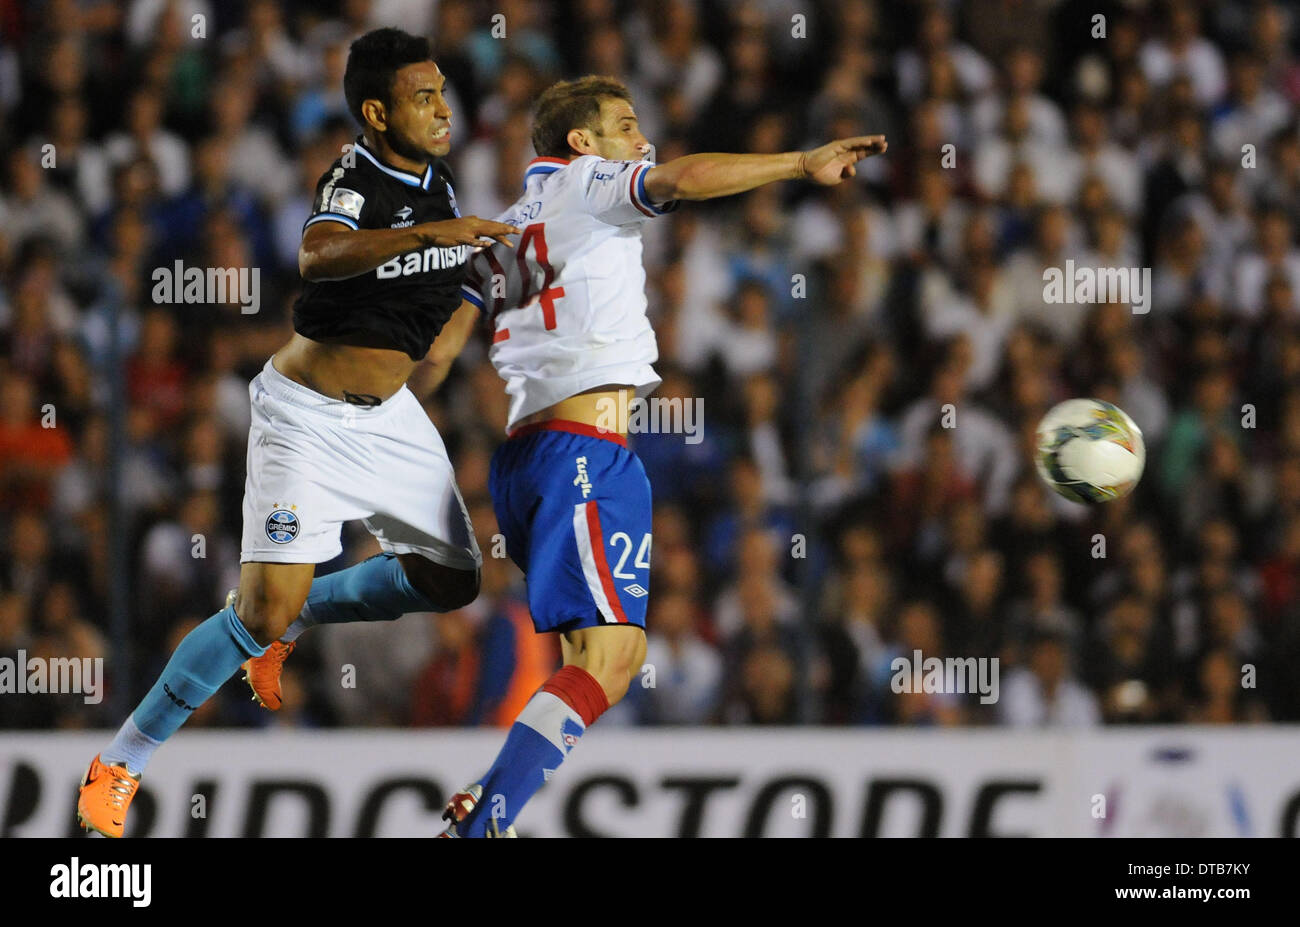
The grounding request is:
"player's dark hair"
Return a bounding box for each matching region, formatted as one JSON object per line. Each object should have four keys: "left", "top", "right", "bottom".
{"left": 531, "top": 75, "right": 634, "bottom": 158}
{"left": 343, "top": 28, "right": 433, "bottom": 126}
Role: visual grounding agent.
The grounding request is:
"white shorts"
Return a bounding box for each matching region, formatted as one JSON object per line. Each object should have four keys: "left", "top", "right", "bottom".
{"left": 240, "top": 358, "right": 482, "bottom": 569}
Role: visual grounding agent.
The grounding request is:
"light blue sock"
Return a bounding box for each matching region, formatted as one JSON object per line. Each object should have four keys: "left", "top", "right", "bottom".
{"left": 281, "top": 553, "right": 438, "bottom": 643}
{"left": 103, "top": 605, "right": 264, "bottom": 774}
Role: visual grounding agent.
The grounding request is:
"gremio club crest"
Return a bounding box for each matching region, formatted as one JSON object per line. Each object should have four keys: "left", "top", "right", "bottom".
{"left": 266, "top": 505, "right": 300, "bottom": 544}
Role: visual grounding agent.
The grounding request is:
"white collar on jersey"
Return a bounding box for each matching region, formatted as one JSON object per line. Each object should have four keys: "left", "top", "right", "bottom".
{"left": 521, "top": 151, "right": 657, "bottom": 190}
{"left": 355, "top": 137, "right": 436, "bottom": 191}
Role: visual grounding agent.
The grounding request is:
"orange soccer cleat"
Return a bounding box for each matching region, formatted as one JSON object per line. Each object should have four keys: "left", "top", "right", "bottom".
{"left": 241, "top": 640, "right": 295, "bottom": 710}
{"left": 77, "top": 754, "right": 141, "bottom": 838}
{"left": 227, "top": 587, "right": 296, "bottom": 711}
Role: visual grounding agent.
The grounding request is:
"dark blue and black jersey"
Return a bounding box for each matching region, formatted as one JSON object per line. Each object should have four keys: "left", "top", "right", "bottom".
{"left": 293, "top": 136, "right": 469, "bottom": 360}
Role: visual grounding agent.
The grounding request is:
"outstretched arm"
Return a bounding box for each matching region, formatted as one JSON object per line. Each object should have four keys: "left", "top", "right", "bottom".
{"left": 299, "top": 218, "right": 519, "bottom": 282}
{"left": 641, "top": 135, "right": 887, "bottom": 203}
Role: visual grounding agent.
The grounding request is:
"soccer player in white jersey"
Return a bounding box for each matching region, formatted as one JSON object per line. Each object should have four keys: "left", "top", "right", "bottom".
{"left": 435, "top": 76, "right": 886, "bottom": 836}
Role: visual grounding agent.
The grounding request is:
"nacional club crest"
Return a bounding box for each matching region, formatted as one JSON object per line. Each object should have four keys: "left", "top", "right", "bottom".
{"left": 560, "top": 717, "right": 583, "bottom": 753}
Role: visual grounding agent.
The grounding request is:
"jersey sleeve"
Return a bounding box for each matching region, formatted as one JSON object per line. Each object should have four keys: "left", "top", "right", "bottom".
{"left": 575, "top": 156, "right": 675, "bottom": 226}
{"left": 460, "top": 249, "right": 490, "bottom": 310}
{"left": 302, "top": 158, "right": 377, "bottom": 232}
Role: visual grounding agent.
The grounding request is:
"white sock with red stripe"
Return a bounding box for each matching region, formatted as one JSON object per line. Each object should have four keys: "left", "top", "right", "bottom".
{"left": 457, "top": 665, "right": 609, "bottom": 836}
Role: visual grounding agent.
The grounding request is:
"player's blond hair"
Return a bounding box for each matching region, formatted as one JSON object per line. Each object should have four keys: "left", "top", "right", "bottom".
{"left": 531, "top": 76, "right": 633, "bottom": 158}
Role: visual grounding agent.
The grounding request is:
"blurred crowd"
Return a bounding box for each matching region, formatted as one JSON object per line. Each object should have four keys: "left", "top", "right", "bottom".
{"left": 2, "top": 0, "right": 1299, "bottom": 732}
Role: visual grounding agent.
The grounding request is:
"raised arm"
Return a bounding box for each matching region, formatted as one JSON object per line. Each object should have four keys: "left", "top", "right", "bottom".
{"left": 641, "top": 135, "right": 887, "bottom": 203}
{"left": 298, "top": 217, "right": 519, "bottom": 282}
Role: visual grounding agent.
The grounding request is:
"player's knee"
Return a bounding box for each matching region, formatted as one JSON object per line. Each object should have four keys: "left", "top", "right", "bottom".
{"left": 401, "top": 556, "right": 480, "bottom": 611}
{"left": 436, "top": 567, "right": 480, "bottom": 610}
{"left": 633, "top": 633, "right": 647, "bottom": 675}
{"left": 233, "top": 588, "right": 302, "bottom": 647}
{"left": 600, "top": 659, "right": 641, "bottom": 705}
{"left": 583, "top": 631, "right": 645, "bottom": 706}
{"left": 600, "top": 670, "right": 634, "bottom": 705}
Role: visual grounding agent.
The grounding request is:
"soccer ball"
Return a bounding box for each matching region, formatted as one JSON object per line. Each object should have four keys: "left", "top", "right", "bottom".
{"left": 1035, "top": 399, "right": 1145, "bottom": 503}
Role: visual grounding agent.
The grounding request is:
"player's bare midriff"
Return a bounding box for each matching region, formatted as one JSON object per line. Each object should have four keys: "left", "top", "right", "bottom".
{"left": 272, "top": 333, "right": 416, "bottom": 403}
{"left": 515, "top": 383, "right": 635, "bottom": 438}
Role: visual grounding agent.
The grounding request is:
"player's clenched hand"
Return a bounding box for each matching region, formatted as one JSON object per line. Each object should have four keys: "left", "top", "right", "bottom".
{"left": 417, "top": 217, "right": 521, "bottom": 249}
{"left": 798, "top": 135, "right": 888, "bottom": 185}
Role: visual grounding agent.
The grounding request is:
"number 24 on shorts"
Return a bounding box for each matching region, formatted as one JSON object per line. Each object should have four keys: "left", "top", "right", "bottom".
{"left": 609, "top": 532, "right": 650, "bottom": 578}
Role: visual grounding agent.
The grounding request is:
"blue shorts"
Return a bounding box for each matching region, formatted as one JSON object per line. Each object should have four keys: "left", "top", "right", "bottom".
{"left": 489, "top": 422, "right": 652, "bottom": 633}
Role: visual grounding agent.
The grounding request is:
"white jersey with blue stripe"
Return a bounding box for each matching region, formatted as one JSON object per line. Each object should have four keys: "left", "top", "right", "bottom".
{"left": 460, "top": 155, "right": 674, "bottom": 431}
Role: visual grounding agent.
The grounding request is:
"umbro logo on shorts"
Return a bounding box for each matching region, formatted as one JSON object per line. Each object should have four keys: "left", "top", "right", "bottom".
{"left": 266, "top": 508, "right": 300, "bottom": 544}
{"left": 622, "top": 584, "right": 648, "bottom": 598}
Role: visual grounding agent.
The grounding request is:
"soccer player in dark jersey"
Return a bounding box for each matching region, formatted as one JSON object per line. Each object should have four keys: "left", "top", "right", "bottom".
{"left": 75, "top": 28, "right": 517, "bottom": 838}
